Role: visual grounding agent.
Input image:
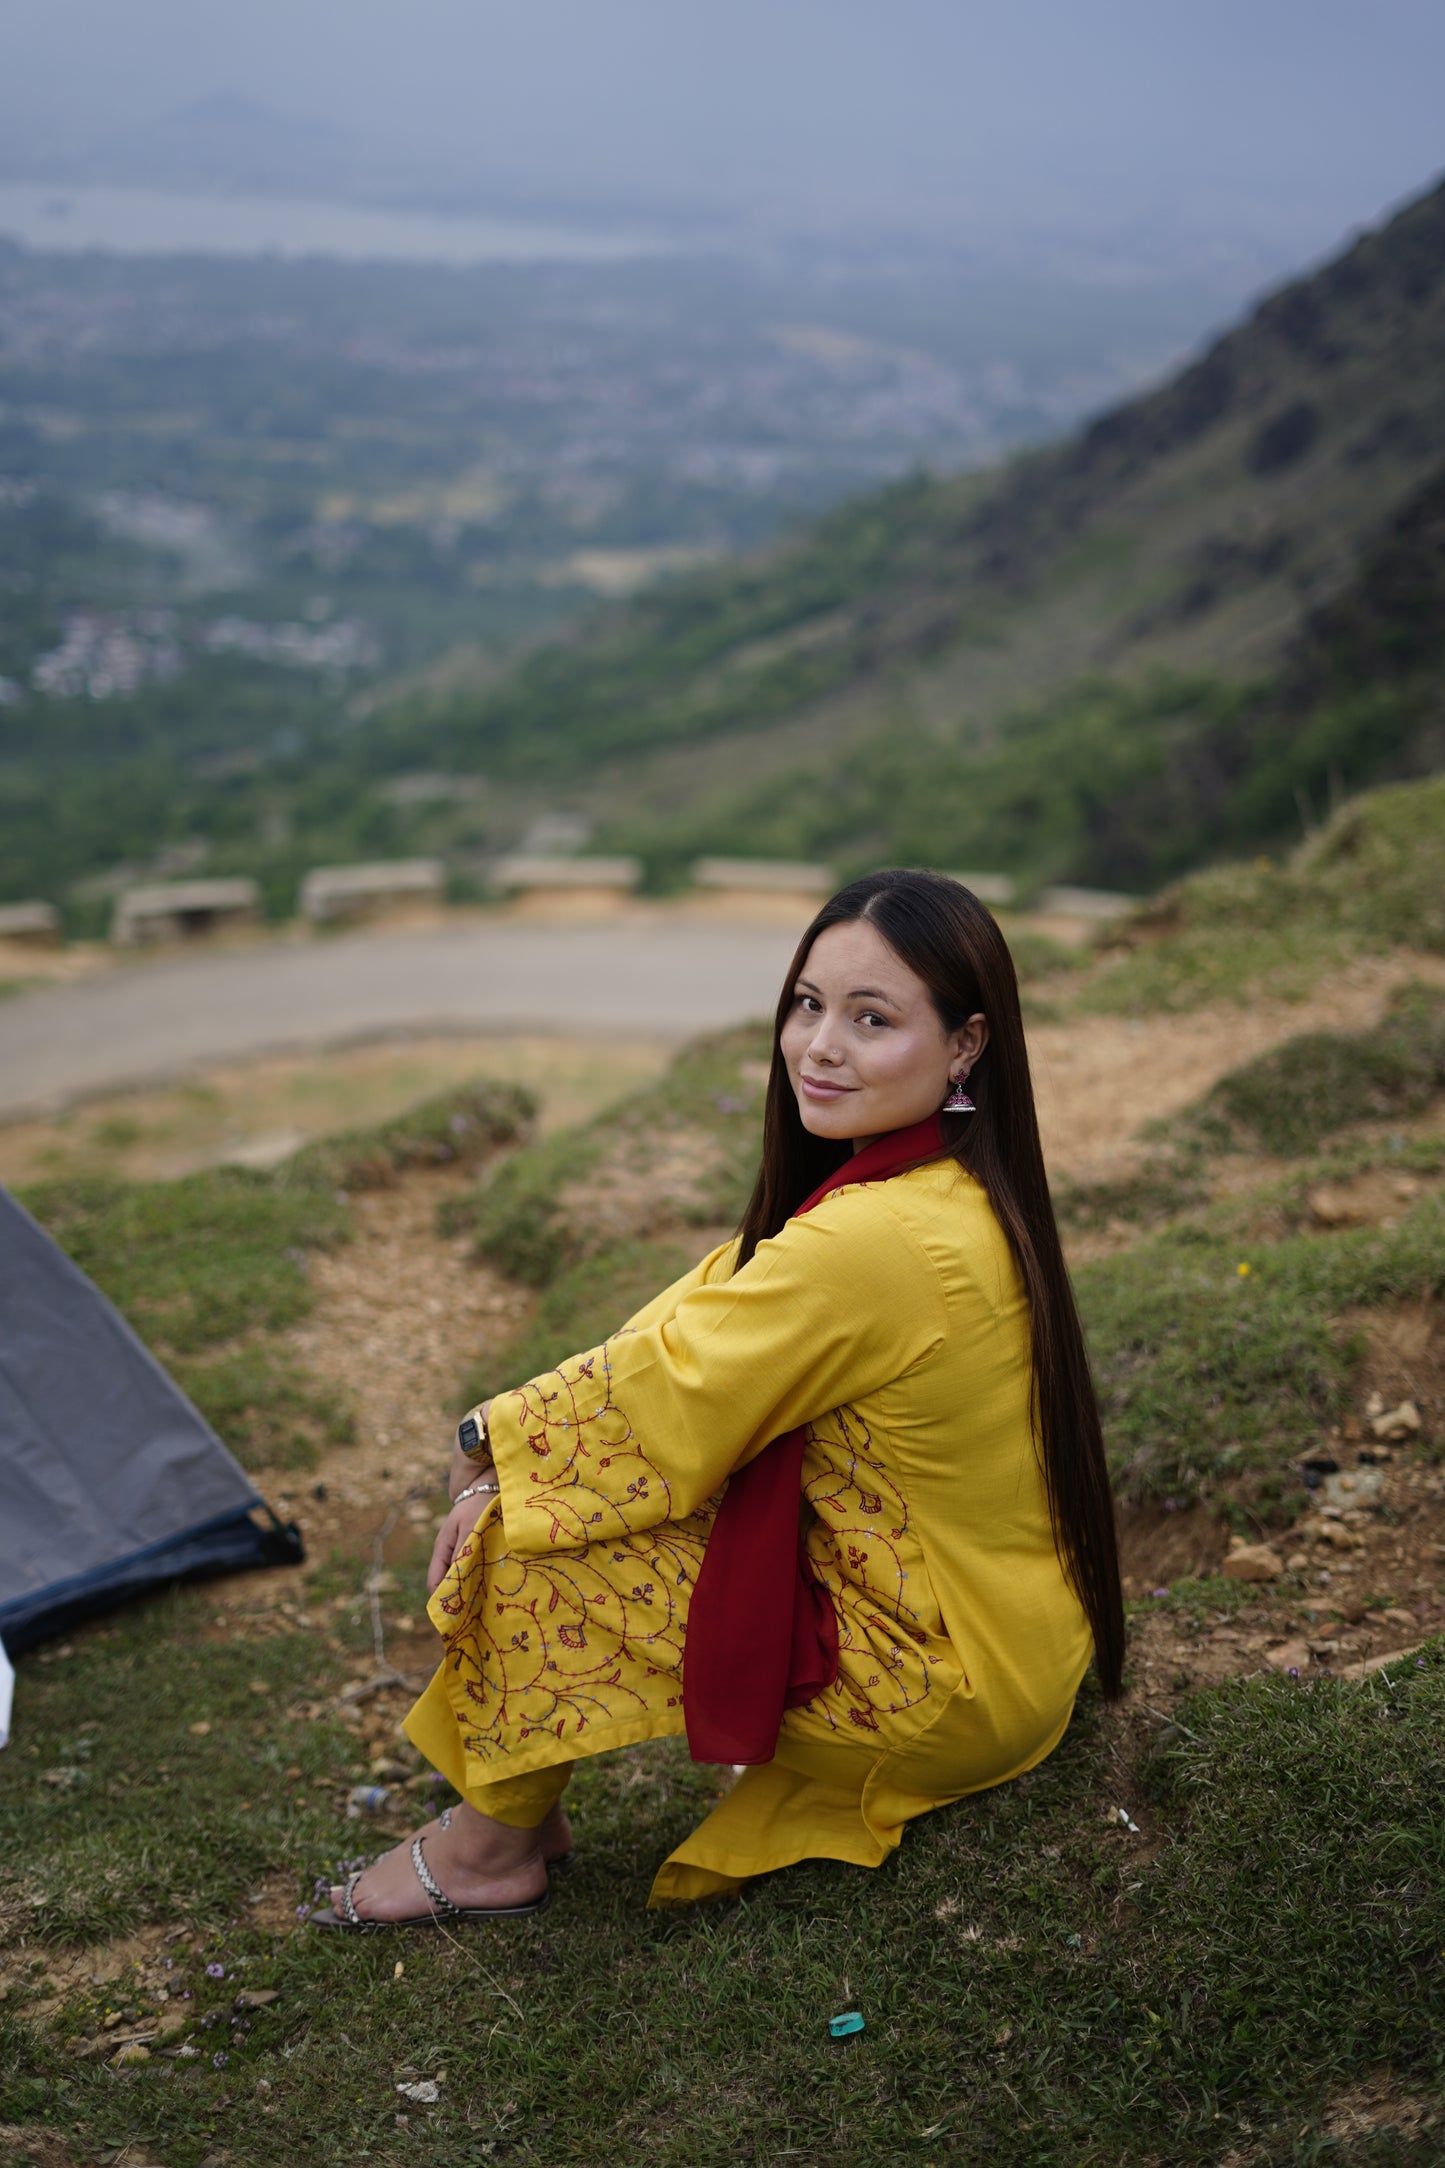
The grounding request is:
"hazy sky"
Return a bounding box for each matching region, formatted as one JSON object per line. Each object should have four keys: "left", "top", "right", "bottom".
{"left": 4, "top": 0, "right": 1443, "bottom": 250}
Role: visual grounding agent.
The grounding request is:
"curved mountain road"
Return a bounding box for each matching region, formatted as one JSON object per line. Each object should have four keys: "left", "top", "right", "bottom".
{"left": 0, "top": 916, "right": 801, "bottom": 1116}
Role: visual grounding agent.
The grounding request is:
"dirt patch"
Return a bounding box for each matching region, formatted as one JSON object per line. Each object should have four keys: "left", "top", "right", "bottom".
{"left": 0, "top": 2127, "right": 90, "bottom": 2168}
{"left": 1323, "top": 2074, "right": 1439, "bottom": 2144}
{"left": 1029, "top": 952, "right": 1445, "bottom": 1183}
{"left": 1117, "top": 1505, "right": 1229, "bottom": 1592}
{"left": 559, "top": 1124, "right": 725, "bottom": 1250}
{"left": 1215, "top": 2073, "right": 1441, "bottom": 2167}
{"left": 1353, "top": 1297, "right": 1445, "bottom": 1429}
{"left": 0, "top": 1915, "right": 216, "bottom": 2058}
{"left": 1120, "top": 1445, "right": 1445, "bottom": 1714}
{"left": 0, "top": 937, "right": 109, "bottom": 987}
{"left": 1301, "top": 1167, "right": 1440, "bottom": 1231}
{"left": 1115, "top": 1316, "right": 1445, "bottom": 1716}
{"left": 214, "top": 1169, "right": 535, "bottom": 1605}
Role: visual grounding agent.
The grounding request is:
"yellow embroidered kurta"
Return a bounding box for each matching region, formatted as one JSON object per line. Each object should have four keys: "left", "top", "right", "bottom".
{"left": 406, "top": 1158, "right": 1093, "bottom": 1903}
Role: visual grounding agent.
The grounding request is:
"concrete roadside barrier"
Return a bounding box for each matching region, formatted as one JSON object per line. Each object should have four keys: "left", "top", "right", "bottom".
{"left": 111, "top": 878, "right": 261, "bottom": 947}
{"left": 491, "top": 855, "right": 642, "bottom": 915}
{"left": 301, "top": 860, "right": 445, "bottom": 927}
{"left": 0, "top": 901, "right": 61, "bottom": 948}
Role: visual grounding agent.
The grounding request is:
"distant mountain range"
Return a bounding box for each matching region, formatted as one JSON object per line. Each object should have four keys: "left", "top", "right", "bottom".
{"left": 0, "top": 89, "right": 1335, "bottom": 291}
{"left": 371, "top": 173, "right": 1445, "bottom": 891}
{"left": 0, "top": 91, "right": 540, "bottom": 221}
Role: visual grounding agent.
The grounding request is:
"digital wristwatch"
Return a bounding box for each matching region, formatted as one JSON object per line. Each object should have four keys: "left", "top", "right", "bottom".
{"left": 457, "top": 1407, "right": 491, "bottom": 1463}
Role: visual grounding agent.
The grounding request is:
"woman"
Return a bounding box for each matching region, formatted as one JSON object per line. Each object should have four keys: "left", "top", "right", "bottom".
{"left": 317, "top": 869, "right": 1124, "bottom": 1927}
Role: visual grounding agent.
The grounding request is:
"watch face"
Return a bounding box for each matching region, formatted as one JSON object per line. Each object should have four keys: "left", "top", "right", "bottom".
{"left": 458, "top": 1416, "right": 482, "bottom": 1456}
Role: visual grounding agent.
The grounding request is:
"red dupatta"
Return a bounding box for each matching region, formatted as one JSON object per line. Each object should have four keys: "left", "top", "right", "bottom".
{"left": 682, "top": 1112, "right": 947, "bottom": 1764}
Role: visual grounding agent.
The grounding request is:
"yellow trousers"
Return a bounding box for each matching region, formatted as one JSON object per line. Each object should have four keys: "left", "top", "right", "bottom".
{"left": 471, "top": 1761, "right": 572, "bottom": 1830}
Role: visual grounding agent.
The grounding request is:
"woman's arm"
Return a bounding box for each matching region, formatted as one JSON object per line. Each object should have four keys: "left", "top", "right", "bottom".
{"left": 485, "top": 1186, "right": 946, "bottom": 1557}
{"left": 428, "top": 1239, "right": 743, "bottom": 1588}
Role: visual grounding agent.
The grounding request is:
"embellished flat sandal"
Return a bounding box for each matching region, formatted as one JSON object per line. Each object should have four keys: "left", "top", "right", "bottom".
{"left": 310, "top": 1827, "right": 552, "bottom": 1931}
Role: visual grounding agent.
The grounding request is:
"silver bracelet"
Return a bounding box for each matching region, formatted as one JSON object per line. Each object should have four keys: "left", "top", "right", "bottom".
{"left": 453, "top": 1479, "right": 500, "bottom": 1507}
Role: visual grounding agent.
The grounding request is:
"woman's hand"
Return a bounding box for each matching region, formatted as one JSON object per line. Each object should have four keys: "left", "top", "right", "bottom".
{"left": 431, "top": 1402, "right": 498, "bottom": 1595}
{"left": 428, "top": 1475, "right": 494, "bottom": 1596}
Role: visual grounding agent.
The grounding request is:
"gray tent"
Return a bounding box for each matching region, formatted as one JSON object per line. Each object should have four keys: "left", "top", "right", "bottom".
{"left": 0, "top": 1188, "right": 301, "bottom": 1653}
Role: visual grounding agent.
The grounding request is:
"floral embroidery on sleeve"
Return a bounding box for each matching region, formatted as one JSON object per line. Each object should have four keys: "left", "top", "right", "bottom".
{"left": 431, "top": 1502, "right": 715, "bottom": 1766}
{"left": 795, "top": 1404, "right": 944, "bottom": 1735}
{"left": 503, "top": 1339, "right": 680, "bottom": 1552}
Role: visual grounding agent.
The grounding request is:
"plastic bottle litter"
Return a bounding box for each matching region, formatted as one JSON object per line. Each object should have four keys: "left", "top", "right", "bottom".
{"left": 828, "top": 2010, "right": 865, "bottom": 2039}
{"left": 347, "top": 1784, "right": 393, "bottom": 1818}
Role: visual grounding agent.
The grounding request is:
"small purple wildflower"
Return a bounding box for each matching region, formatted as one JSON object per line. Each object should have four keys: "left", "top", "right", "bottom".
{"left": 295, "top": 1903, "right": 311, "bottom": 1918}
{"left": 206, "top": 1963, "right": 225, "bottom": 1979}
{"left": 1287, "top": 1666, "right": 1301, "bottom": 1679}
{"left": 1150, "top": 1587, "right": 1169, "bottom": 1599}
{"left": 212, "top": 2051, "right": 229, "bottom": 2068}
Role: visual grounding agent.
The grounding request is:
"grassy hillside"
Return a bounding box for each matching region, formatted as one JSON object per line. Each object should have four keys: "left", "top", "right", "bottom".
{"left": 1081, "top": 771, "right": 1445, "bottom": 1011}
{"left": 6, "top": 180, "right": 1445, "bottom": 926}
{"left": 353, "top": 175, "right": 1445, "bottom": 895}
{"left": 7, "top": 910, "right": 1445, "bottom": 2161}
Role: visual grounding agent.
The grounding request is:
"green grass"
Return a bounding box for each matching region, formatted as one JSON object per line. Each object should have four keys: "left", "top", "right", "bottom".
{"left": 16, "top": 1167, "right": 349, "bottom": 1355}
{"left": 1196, "top": 980, "right": 1445, "bottom": 1156}
{"left": 287, "top": 1079, "right": 535, "bottom": 1194}
{"left": 1130, "top": 1573, "right": 1278, "bottom": 1621}
{"left": 442, "top": 1122, "right": 609, "bottom": 1286}
{"left": 1080, "top": 775, "right": 1445, "bottom": 1014}
{"left": 2, "top": 1590, "right": 1443, "bottom": 2165}
{"left": 1053, "top": 1165, "right": 1208, "bottom": 1235}
{"left": 1077, "top": 1190, "right": 1445, "bottom": 1510}
{"left": 442, "top": 1031, "right": 773, "bottom": 1412}
{"left": 1003, "top": 926, "right": 1087, "bottom": 981}
{"left": 0, "top": 1598, "right": 362, "bottom": 1949}
{"left": 441, "top": 1027, "right": 769, "bottom": 1288}
{"left": 171, "top": 1344, "right": 357, "bottom": 1475}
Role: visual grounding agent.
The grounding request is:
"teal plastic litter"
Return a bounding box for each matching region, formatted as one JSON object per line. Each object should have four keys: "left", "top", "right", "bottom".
{"left": 828, "top": 2010, "right": 865, "bottom": 2038}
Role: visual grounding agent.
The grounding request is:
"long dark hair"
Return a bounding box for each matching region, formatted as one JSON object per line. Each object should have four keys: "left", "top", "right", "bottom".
{"left": 736, "top": 868, "right": 1124, "bottom": 1700}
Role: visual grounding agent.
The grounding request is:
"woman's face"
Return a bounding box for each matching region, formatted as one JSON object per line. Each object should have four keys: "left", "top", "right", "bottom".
{"left": 780, "top": 918, "right": 987, "bottom": 1150}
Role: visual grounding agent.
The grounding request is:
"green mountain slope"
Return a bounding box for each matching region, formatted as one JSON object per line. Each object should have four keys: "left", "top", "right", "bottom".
{"left": 365, "top": 174, "right": 1445, "bottom": 890}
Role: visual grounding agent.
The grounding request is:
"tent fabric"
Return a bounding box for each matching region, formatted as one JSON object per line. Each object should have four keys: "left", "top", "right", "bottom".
{"left": 0, "top": 1187, "right": 302, "bottom": 1653}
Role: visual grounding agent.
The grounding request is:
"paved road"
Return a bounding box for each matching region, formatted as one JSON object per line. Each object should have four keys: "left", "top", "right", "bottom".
{"left": 0, "top": 917, "right": 800, "bottom": 1115}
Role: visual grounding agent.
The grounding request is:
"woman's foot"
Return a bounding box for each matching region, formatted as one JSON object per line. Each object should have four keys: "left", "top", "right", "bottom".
{"left": 410, "top": 1797, "right": 575, "bottom": 1866}
{"left": 331, "top": 1798, "right": 549, "bottom": 1922}
{"left": 535, "top": 1800, "right": 576, "bottom": 1867}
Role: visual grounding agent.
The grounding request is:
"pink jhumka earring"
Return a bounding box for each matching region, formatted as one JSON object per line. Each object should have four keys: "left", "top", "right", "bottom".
{"left": 942, "top": 1072, "right": 976, "bottom": 1113}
